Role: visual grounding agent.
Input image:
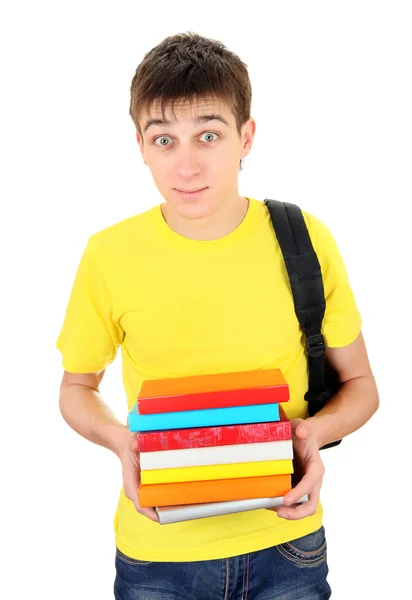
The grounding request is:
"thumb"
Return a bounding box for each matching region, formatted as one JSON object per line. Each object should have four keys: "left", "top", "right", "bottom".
{"left": 129, "top": 433, "right": 139, "bottom": 452}
{"left": 292, "top": 418, "right": 311, "bottom": 440}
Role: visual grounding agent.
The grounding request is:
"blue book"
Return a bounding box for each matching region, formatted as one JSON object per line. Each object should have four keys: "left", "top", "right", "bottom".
{"left": 128, "top": 402, "right": 280, "bottom": 432}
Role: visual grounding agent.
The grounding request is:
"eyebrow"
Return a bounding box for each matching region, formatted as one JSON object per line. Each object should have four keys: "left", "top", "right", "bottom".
{"left": 143, "top": 114, "right": 230, "bottom": 133}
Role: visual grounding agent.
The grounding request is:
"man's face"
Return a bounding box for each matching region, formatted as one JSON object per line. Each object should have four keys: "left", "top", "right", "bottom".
{"left": 136, "top": 96, "right": 255, "bottom": 220}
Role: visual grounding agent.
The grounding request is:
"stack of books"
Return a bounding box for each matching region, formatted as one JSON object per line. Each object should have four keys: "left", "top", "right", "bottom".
{"left": 128, "top": 369, "right": 306, "bottom": 524}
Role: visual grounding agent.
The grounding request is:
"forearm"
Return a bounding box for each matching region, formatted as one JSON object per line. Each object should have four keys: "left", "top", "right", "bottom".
{"left": 307, "top": 375, "right": 379, "bottom": 449}
{"left": 59, "top": 383, "right": 128, "bottom": 457}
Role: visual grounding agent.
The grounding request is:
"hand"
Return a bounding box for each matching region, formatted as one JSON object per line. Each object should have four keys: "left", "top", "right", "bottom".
{"left": 117, "top": 429, "right": 159, "bottom": 523}
{"left": 270, "top": 418, "right": 325, "bottom": 520}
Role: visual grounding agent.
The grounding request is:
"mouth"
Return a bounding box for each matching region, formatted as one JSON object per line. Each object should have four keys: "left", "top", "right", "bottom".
{"left": 174, "top": 187, "right": 208, "bottom": 198}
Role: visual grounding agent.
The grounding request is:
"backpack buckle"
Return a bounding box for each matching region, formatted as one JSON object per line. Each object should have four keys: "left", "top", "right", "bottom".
{"left": 306, "top": 334, "right": 325, "bottom": 358}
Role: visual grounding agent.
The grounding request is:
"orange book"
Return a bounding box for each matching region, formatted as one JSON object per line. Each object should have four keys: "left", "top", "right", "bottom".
{"left": 138, "top": 473, "right": 292, "bottom": 507}
{"left": 137, "top": 368, "right": 289, "bottom": 414}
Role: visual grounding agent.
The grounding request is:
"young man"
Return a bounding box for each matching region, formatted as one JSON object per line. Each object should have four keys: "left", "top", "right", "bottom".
{"left": 57, "top": 32, "right": 379, "bottom": 599}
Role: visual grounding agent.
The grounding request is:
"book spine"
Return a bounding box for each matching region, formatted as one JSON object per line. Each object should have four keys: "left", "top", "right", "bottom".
{"left": 141, "top": 459, "right": 294, "bottom": 485}
{"left": 138, "top": 473, "right": 292, "bottom": 507}
{"left": 137, "top": 385, "right": 289, "bottom": 414}
{"left": 139, "top": 368, "right": 287, "bottom": 399}
{"left": 128, "top": 402, "right": 280, "bottom": 432}
{"left": 139, "top": 440, "right": 293, "bottom": 470}
{"left": 155, "top": 495, "right": 309, "bottom": 524}
{"left": 137, "top": 420, "right": 291, "bottom": 452}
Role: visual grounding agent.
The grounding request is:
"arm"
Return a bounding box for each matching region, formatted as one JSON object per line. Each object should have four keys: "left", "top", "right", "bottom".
{"left": 59, "top": 370, "right": 128, "bottom": 456}
{"left": 274, "top": 330, "right": 379, "bottom": 519}
{"left": 59, "top": 370, "right": 159, "bottom": 522}
{"left": 306, "top": 330, "right": 379, "bottom": 449}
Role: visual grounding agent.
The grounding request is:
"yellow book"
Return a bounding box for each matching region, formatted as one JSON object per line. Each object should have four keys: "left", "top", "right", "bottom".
{"left": 141, "top": 459, "right": 294, "bottom": 485}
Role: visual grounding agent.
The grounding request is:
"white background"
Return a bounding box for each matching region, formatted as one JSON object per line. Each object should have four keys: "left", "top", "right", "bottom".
{"left": 1, "top": 1, "right": 411, "bottom": 598}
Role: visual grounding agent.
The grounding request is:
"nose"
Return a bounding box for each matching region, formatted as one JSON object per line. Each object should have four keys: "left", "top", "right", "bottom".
{"left": 175, "top": 145, "right": 201, "bottom": 179}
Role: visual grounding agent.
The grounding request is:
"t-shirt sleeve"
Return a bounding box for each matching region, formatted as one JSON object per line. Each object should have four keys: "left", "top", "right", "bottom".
{"left": 56, "top": 237, "right": 124, "bottom": 373}
{"left": 303, "top": 211, "right": 362, "bottom": 348}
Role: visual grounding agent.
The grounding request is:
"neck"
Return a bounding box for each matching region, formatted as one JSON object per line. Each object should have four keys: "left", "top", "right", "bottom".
{"left": 161, "top": 195, "right": 250, "bottom": 241}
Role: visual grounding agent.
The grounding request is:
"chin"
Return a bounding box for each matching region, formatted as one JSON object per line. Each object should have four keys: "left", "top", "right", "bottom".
{"left": 176, "top": 202, "right": 213, "bottom": 220}
{"left": 161, "top": 195, "right": 213, "bottom": 219}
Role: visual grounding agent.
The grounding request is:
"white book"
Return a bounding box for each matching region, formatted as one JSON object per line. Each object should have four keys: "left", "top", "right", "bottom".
{"left": 155, "top": 494, "right": 309, "bottom": 525}
{"left": 140, "top": 440, "right": 293, "bottom": 470}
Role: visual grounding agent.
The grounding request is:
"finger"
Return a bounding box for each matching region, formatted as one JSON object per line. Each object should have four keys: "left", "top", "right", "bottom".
{"left": 130, "top": 435, "right": 139, "bottom": 452}
{"left": 136, "top": 504, "right": 159, "bottom": 523}
{"left": 277, "top": 482, "right": 321, "bottom": 519}
{"left": 123, "top": 454, "right": 141, "bottom": 483}
{"left": 131, "top": 492, "right": 159, "bottom": 523}
{"left": 284, "top": 481, "right": 313, "bottom": 507}
{"left": 123, "top": 472, "right": 140, "bottom": 505}
{"left": 283, "top": 473, "right": 322, "bottom": 506}
{"left": 295, "top": 423, "right": 310, "bottom": 440}
{"left": 284, "top": 464, "right": 323, "bottom": 506}
{"left": 265, "top": 493, "right": 308, "bottom": 513}
{"left": 275, "top": 495, "right": 318, "bottom": 520}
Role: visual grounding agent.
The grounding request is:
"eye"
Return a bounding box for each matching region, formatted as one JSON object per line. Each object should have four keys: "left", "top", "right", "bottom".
{"left": 199, "top": 132, "right": 219, "bottom": 142}
{"left": 154, "top": 136, "right": 172, "bottom": 147}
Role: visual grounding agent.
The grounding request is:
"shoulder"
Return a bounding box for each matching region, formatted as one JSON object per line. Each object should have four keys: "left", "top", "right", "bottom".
{"left": 301, "top": 209, "right": 334, "bottom": 240}
{"left": 90, "top": 205, "right": 159, "bottom": 247}
{"left": 85, "top": 205, "right": 160, "bottom": 262}
{"left": 300, "top": 209, "right": 340, "bottom": 257}
{"left": 300, "top": 208, "right": 355, "bottom": 292}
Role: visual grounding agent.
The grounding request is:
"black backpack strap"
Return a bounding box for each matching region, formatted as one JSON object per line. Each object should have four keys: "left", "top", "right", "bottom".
{"left": 264, "top": 199, "right": 331, "bottom": 416}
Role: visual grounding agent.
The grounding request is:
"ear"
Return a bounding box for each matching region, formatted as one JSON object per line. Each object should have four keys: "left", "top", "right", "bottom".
{"left": 240, "top": 117, "right": 256, "bottom": 159}
{"left": 136, "top": 131, "right": 147, "bottom": 164}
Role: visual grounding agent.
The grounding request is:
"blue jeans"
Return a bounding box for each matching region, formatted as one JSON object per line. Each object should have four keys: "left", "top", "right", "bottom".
{"left": 114, "top": 526, "right": 331, "bottom": 599}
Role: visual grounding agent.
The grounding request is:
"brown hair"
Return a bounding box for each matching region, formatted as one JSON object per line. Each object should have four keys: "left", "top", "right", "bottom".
{"left": 129, "top": 32, "right": 252, "bottom": 136}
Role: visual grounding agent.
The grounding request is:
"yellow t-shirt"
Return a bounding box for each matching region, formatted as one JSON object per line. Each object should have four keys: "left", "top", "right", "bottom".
{"left": 56, "top": 198, "right": 361, "bottom": 562}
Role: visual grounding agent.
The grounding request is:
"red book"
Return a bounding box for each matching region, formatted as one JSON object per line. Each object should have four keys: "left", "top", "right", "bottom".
{"left": 137, "top": 368, "right": 289, "bottom": 414}
{"left": 137, "top": 405, "right": 291, "bottom": 452}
